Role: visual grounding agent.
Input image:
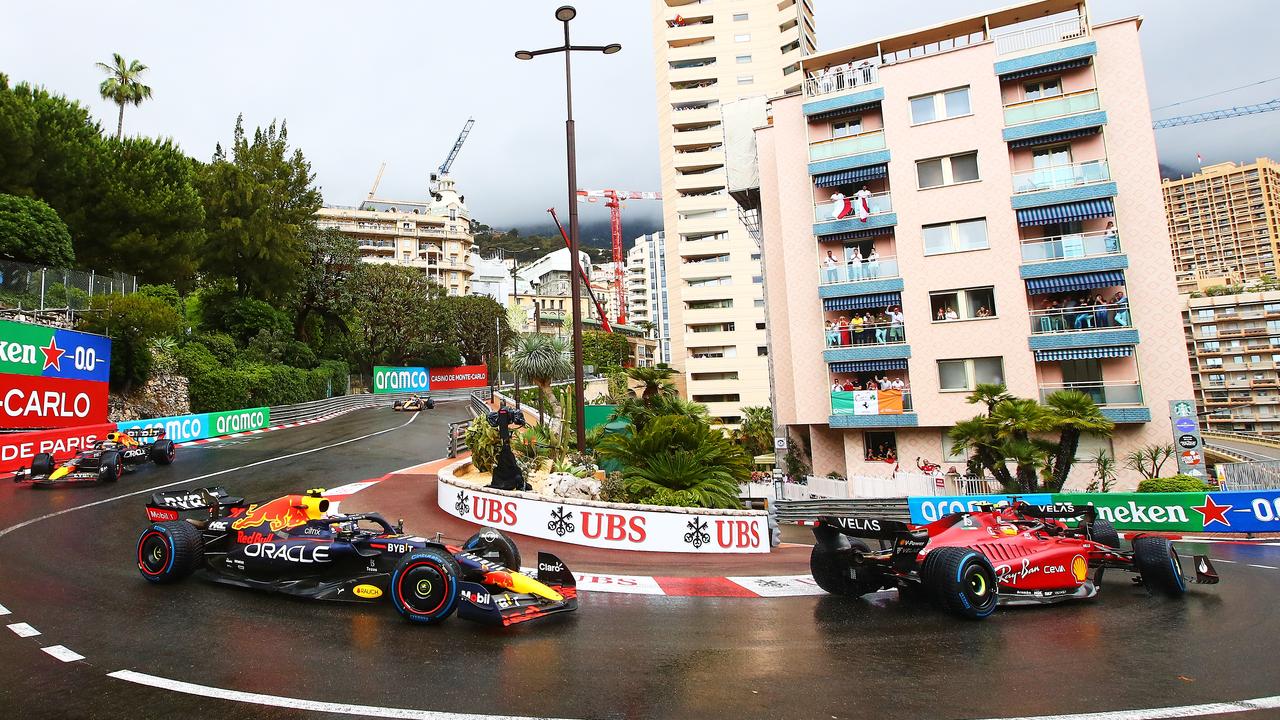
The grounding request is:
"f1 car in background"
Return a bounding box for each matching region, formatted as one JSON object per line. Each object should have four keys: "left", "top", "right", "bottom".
{"left": 809, "top": 500, "right": 1218, "bottom": 620}
{"left": 13, "top": 429, "right": 175, "bottom": 487}
{"left": 392, "top": 395, "right": 434, "bottom": 411}
{"left": 136, "top": 487, "right": 576, "bottom": 626}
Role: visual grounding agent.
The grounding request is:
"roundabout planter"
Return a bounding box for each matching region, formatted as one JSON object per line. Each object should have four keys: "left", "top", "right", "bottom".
{"left": 438, "top": 460, "right": 770, "bottom": 553}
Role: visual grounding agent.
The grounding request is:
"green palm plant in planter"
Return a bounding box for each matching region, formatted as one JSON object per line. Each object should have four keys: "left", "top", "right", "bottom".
{"left": 507, "top": 333, "right": 571, "bottom": 422}
{"left": 1041, "top": 390, "right": 1115, "bottom": 492}
{"left": 596, "top": 415, "right": 749, "bottom": 509}
{"left": 625, "top": 366, "right": 677, "bottom": 405}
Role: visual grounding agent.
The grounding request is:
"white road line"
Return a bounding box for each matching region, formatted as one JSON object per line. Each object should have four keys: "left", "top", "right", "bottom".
{"left": 1247, "top": 564, "right": 1277, "bottom": 569}
{"left": 7, "top": 622, "right": 40, "bottom": 637}
{"left": 41, "top": 645, "right": 84, "bottom": 662}
{"left": 1215, "top": 559, "right": 1237, "bottom": 563}
{"left": 0, "top": 412, "right": 420, "bottom": 542}
{"left": 107, "top": 670, "right": 579, "bottom": 720}
{"left": 966, "top": 695, "right": 1280, "bottom": 720}
{"left": 0, "top": 603, "right": 9, "bottom": 615}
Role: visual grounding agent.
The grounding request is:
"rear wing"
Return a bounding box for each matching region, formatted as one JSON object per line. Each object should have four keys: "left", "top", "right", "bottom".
{"left": 814, "top": 515, "right": 929, "bottom": 571}
{"left": 122, "top": 427, "right": 167, "bottom": 443}
{"left": 145, "top": 486, "right": 244, "bottom": 522}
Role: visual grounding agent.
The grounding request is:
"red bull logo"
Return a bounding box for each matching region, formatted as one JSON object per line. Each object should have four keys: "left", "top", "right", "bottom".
{"left": 230, "top": 496, "right": 314, "bottom": 533}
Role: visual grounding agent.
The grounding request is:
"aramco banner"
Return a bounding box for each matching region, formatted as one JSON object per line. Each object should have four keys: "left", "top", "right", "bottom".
{"left": 373, "top": 365, "right": 488, "bottom": 394}
{"left": 0, "top": 319, "right": 112, "bottom": 429}
{"left": 116, "top": 407, "right": 270, "bottom": 444}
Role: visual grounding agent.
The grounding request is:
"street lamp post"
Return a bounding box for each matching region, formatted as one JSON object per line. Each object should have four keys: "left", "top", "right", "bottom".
{"left": 517, "top": 5, "right": 620, "bottom": 453}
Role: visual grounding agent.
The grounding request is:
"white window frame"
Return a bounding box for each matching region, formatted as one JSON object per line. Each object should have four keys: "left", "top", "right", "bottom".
{"left": 734, "top": 33, "right": 751, "bottom": 43}
{"left": 733, "top": 12, "right": 749, "bottom": 21}
{"left": 909, "top": 86, "right": 971, "bottom": 125}
{"left": 937, "top": 357, "right": 1005, "bottom": 392}
{"left": 831, "top": 118, "right": 862, "bottom": 139}
{"left": 736, "top": 54, "right": 752, "bottom": 64}
{"left": 737, "top": 75, "right": 754, "bottom": 85}
{"left": 929, "top": 287, "right": 997, "bottom": 322}
{"left": 922, "top": 218, "right": 989, "bottom": 256}
{"left": 1023, "top": 77, "right": 1062, "bottom": 101}
{"left": 916, "top": 151, "right": 980, "bottom": 189}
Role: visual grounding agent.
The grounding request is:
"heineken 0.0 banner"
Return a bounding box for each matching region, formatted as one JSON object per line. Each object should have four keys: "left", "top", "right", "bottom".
{"left": 908, "top": 491, "right": 1280, "bottom": 534}
{"left": 0, "top": 319, "right": 112, "bottom": 428}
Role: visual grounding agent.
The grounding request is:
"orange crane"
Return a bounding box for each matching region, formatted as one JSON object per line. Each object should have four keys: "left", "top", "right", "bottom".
{"left": 577, "top": 189, "right": 661, "bottom": 325}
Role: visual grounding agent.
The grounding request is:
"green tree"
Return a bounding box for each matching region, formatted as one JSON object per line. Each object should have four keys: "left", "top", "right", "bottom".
{"left": 625, "top": 365, "right": 677, "bottom": 405}
{"left": 735, "top": 405, "right": 774, "bottom": 458}
{"left": 596, "top": 415, "right": 750, "bottom": 509}
{"left": 197, "top": 116, "right": 321, "bottom": 300}
{"left": 79, "top": 293, "right": 182, "bottom": 392}
{"left": 1125, "top": 443, "right": 1176, "bottom": 480}
{"left": 433, "top": 294, "right": 513, "bottom": 366}
{"left": 349, "top": 264, "right": 451, "bottom": 371}
{"left": 581, "top": 329, "right": 630, "bottom": 368}
{"left": 989, "top": 397, "right": 1052, "bottom": 492}
{"left": 291, "top": 224, "right": 359, "bottom": 343}
{"left": 0, "top": 194, "right": 74, "bottom": 265}
{"left": 508, "top": 333, "right": 572, "bottom": 421}
{"left": 96, "top": 53, "right": 152, "bottom": 139}
{"left": 1041, "top": 390, "right": 1115, "bottom": 491}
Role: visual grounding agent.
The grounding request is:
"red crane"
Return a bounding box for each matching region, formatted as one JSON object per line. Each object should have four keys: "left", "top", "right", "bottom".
{"left": 577, "top": 188, "right": 661, "bottom": 325}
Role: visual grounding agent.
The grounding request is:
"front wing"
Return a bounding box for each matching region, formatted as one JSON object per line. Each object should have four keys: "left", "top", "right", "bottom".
{"left": 12, "top": 468, "right": 103, "bottom": 486}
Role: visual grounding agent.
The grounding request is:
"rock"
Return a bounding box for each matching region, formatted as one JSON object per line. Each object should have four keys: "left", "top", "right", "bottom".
{"left": 545, "top": 472, "right": 601, "bottom": 501}
{"left": 108, "top": 372, "right": 191, "bottom": 422}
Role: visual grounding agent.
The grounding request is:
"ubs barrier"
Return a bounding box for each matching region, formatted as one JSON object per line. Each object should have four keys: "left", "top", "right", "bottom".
{"left": 438, "top": 461, "right": 770, "bottom": 553}
{"left": 908, "top": 491, "right": 1280, "bottom": 534}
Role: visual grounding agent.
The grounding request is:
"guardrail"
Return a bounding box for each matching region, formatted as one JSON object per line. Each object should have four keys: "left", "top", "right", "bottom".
{"left": 773, "top": 497, "right": 910, "bottom": 524}
{"left": 1202, "top": 431, "right": 1280, "bottom": 449}
{"left": 448, "top": 420, "right": 470, "bottom": 458}
{"left": 264, "top": 387, "right": 477, "bottom": 426}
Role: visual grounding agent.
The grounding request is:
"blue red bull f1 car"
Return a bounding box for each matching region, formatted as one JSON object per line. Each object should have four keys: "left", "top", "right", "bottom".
{"left": 137, "top": 487, "right": 576, "bottom": 626}
{"left": 13, "top": 429, "right": 175, "bottom": 486}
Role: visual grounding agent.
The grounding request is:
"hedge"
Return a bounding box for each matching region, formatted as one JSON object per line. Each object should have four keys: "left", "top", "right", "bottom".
{"left": 1137, "top": 475, "right": 1211, "bottom": 493}
{"left": 186, "top": 358, "right": 348, "bottom": 413}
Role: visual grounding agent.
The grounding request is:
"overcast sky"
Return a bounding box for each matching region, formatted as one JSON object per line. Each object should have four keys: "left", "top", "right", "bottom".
{"left": 3, "top": 0, "right": 1277, "bottom": 231}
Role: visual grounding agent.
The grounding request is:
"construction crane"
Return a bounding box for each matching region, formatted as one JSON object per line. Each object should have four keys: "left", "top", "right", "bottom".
{"left": 366, "top": 162, "right": 386, "bottom": 199}
{"left": 576, "top": 189, "right": 661, "bottom": 325}
{"left": 436, "top": 117, "right": 475, "bottom": 178}
{"left": 1152, "top": 98, "right": 1280, "bottom": 129}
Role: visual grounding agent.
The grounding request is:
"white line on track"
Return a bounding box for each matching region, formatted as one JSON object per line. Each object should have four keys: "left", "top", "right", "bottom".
{"left": 0, "top": 603, "right": 9, "bottom": 615}
{"left": 7, "top": 622, "right": 39, "bottom": 637}
{"left": 107, "top": 670, "right": 579, "bottom": 720}
{"left": 1247, "top": 564, "right": 1277, "bottom": 569}
{"left": 0, "top": 412, "right": 419, "bottom": 542}
{"left": 41, "top": 645, "right": 84, "bottom": 662}
{"left": 965, "top": 695, "right": 1280, "bottom": 720}
{"left": 1215, "top": 560, "right": 1237, "bottom": 563}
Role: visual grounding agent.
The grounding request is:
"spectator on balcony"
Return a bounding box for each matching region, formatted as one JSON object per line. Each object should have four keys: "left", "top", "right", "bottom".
{"left": 845, "top": 244, "right": 863, "bottom": 281}
{"left": 873, "top": 310, "right": 888, "bottom": 343}
{"left": 877, "top": 375, "right": 892, "bottom": 390}
{"left": 944, "top": 305, "right": 959, "bottom": 320}
{"left": 851, "top": 313, "right": 866, "bottom": 344}
{"left": 1092, "top": 294, "right": 1110, "bottom": 328}
{"left": 888, "top": 306, "right": 904, "bottom": 342}
{"left": 1111, "top": 290, "right": 1130, "bottom": 326}
{"left": 890, "top": 376, "right": 905, "bottom": 391}
{"left": 975, "top": 305, "right": 991, "bottom": 318}
{"left": 837, "top": 317, "right": 851, "bottom": 346}
{"left": 842, "top": 378, "right": 856, "bottom": 391}
{"left": 854, "top": 185, "right": 873, "bottom": 222}
{"left": 1103, "top": 221, "right": 1119, "bottom": 253}
{"left": 823, "top": 250, "right": 841, "bottom": 283}
{"left": 831, "top": 379, "right": 844, "bottom": 392}
{"left": 825, "top": 320, "right": 838, "bottom": 347}
{"left": 865, "top": 378, "right": 878, "bottom": 391}
{"left": 865, "top": 246, "right": 880, "bottom": 278}
{"left": 820, "top": 64, "right": 835, "bottom": 93}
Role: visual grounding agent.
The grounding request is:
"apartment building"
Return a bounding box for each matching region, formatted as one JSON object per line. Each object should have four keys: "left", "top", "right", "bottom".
{"left": 750, "top": 0, "right": 1191, "bottom": 486}
{"left": 626, "top": 231, "right": 672, "bottom": 363}
{"left": 1162, "top": 158, "right": 1280, "bottom": 294}
{"left": 1185, "top": 290, "right": 1280, "bottom": 435}
{"left": 314, "top": 176, "right": 474, "bottom": 295}
{"left": 652, "top": 0, "right": 816, "bottom": 424}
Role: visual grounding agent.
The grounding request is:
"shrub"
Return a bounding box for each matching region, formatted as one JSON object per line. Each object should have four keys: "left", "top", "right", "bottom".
{"left": 174, "top": 341, "right": 219, "bottom": 378}
{"left": 79, "top": 293, "right": 182, "bottom": 392}
{"left": 1137, "top": 475, "right": 1211, "bottom": 493}
{"left": 599, "top": 472, "right": 633, "bottom": 504}
{"left": 194, "top": 332, "right": 238, "bottom": 365}
{"left": 597, "top": 415, "right": 750, "bottom": 509}
{"left": 465, "top": 416, "right": 499, "bottom": 472}
{"left": 246, "top": 328, "right": 318, "bottom": 368}
{"left": 188, "top": 367, "right": 251, "bottom": 412}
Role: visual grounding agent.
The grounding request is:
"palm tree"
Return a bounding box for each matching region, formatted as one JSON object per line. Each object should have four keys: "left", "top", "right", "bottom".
{"left": 597, "top": 415, "right": 750, "bottom": 509}
{"left": 989, "top": 398, "right": 1052, "bottom": 492}
{"left": 1042, "top": 390, "right": 1115, "bottom": 491}
{"left": 966, "top": 383, "right": 1013, "bottom": 414}
{"left": 626, "top": 366, "right": 676, "bottom": 405}
{"left": 736, "top": 405, "right": 774, "bottom": 457}
{"left": 96, "top": 53, "right": 153, "bottom": 139}
{"left": 949, "top": 416, "right": 1016, "bottom": 490}
{"left": 508, "top": 333, "right": 571, "bottom": 422}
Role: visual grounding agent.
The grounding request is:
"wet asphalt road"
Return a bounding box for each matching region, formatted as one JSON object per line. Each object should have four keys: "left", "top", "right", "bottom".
{"left": 1, "top": 405, "right": 1278, "bottom": 720}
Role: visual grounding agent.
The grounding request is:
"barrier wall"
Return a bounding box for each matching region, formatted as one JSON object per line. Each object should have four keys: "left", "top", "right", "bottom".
{"left": 908, "top": 491, "right": 1280, "bottom": 534}
{"left": 438, "top": 463, "right": 770, "bottom": 554}
{"left": 116, "top": 407, "right": 270, "bottom": 444}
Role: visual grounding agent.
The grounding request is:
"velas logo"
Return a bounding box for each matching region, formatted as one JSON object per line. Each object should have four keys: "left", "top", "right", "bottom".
{"left": 0, "top": 319, "right": 111, "bottom": 383}
{"left": 373, "top": 366, "right": 430, "bottom": 394}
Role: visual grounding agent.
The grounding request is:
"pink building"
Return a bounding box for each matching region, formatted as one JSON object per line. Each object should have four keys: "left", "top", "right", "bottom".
{"left": 752, "top": 0, "right": 1192, "bottom": 487}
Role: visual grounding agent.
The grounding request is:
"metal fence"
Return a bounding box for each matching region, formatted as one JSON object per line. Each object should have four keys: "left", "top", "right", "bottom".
{"left": 772, "top": 498, "right": 912, "bottom": 524}
{"left": 264, "top": 388, "right": 477, "bottom": 426}
{"left": 1217, "top": 460, "right": 1280, "bottom": 491}
{"left": 0, "top": 259, "right": 138, "bottom": 325}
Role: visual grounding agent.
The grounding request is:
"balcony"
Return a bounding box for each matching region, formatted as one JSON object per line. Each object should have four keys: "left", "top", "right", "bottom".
{"left": 1013, "top": 160, "right": 1109, "bottom": 194}
{"left": 819, "top": 256, "right": 900, "bottom": 286}
{"left": 994, "top": 16, "right": 1087, "bottom": 56}
{"left": 824, "top": 320, "right": 906, "bottom": 350}
{"left": 1004, "top": 90, "right": 1100, "bottom": 126}
{"left": 803, "top": 62, "right": 879, "bottom": 98}
{"left": 1038, "top": 382, "right": 1148, "bottom": 422}
{"left": 829, "top": 390, "right": 917, "bottom": 428}
{"left": 813, "top": 192, "right": 896, "bottom": 237}
{"left": 1029, "top": 302, "right": 1131, "bottom": 336}
{"left": 808, "top": 129, "right": 886, "bottom": 163}
{"left": 1021, "top": 230, "right": 1120, "bottom": 264}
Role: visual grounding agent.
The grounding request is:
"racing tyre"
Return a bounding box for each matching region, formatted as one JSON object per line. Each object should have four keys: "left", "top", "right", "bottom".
{"left": 1088, "top": 519, "right": 1120, "bottom": 549}
{"left": 137, "top": 521, "right": 204, "bottom": 583}
{"left": 810, "top": 536, "right": 882, "bottom": 596}
{"left": 150, "top": 439, "right": 176, "bottom": 466}
{"left": 30, "top": 452, "right": 55, "bottom": 477}
{"left": 1133, "top": 536, "right": 1186, "bottom": 596}
{"left": 426, "top": 399, "right": 435, "bottom": 409}
{"left": 391, "top": 548, "right": 461, "bottom": 624}
{"left": 98, "top": 450, "right": 123, "bottom": 483}
{"left": 925, "top": 547, "right": 999, "bottom": 620}
{"left": 462, "top": 527, "right": 521, "bottom": 571}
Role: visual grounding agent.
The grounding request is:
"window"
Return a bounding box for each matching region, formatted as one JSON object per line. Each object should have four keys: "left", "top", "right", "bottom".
{"left": 449, "top": 208, "right": 458, "bottom": 221}
{"left": 942, "top": 430, "right": 968, "bottom": 463}
{"left": 693, "top": 394, "right": 740, "bottom": 403}
{"left": 1075, "top": 433, "right": 1112, "bottom": 461}
{"left": 757, "top": 346, "right": 769, "bottom": 356}
{"left": 755, "top": 322, "right": 766, "bottom": 330}
{"left": 832, "top": 118, "right": 862, "bottom": 138}
{"left": 916, "top": 152, "right": 979, "bottom": 189}
{"left": 690, "top": 345, "right": 737, "bottom": 359}
{"left": 691, "top": 371, "right": 739, "bottom": 381}
{"left": 923, "top": 219, "right": 988, "bottom": 256}
{"left": 689, "top": 322, "right": 735, "bottom": 333}
{"left": 754, "top": 299, "right": 765, "bottom": 307}
{"left": 864, "top": 431, "right": 897, "bottom": 462}
{"left": 734, "top": 33, "right": 751, "bottom": 42}
{"left": 1201, "top": 325, "right": 1217, "bottom": 338}
{"left": 736, "top": 54, "right": 752, "bottom": 64}
{"left": 687, "top": 298, "right": 733, "bottom": 309}
{"left": 752, "top": 275, "right": 763, "bottom": 284}
{"left": 1033, "top": 144, "right": 1072, "bottom": 169}
{"left": 687, "top": 276, "right": 731, "bottom": 288}
{"left": 1196, "top": 309, "right": 1216, "bottom": 321}
{"left": 929, "top": 287, "right": 996, "bottom": 321}
{"left": 1024, "top": 78, "right": 1062, "bottom": 101}
{"left": 1201, "top": 341, "right": 1220, "bottom": 352}
{"left": 1267, "top": 303, "right": 1280, "bottom": 314}
{"left": 937, "top": 357, "right": 1005, "bottom": 391}
{"left": 737, "top": 75, "right": 754, "bottom": 85}
{"left": 733, "top": 12, "right": 749, "bottom": 21}
{"left": 910, "top": 87, "right": 970, "bottom": 124}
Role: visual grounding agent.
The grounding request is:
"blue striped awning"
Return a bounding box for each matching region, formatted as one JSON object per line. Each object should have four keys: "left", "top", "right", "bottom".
{"left": 809, "top": 101, "right": 883, "bottom": 123}
{"left": 1034, "top": 346, "right": 1134, "bottom": 362}
{"left": 998, "top": 57, "right": 1091, "bottom": 81}
{"left": 814, "top": 164, "right": 889, "bottom": 188}
{"left": 823, "top": 291, "right": 901, "bottom": 312}
{"left": 1008, "top": 126, "right": 1100, "bottom": 149}
{"left": 1017, "top": 198, "right": 1115, "bottom": 227}
{"left": 830, "top": 358, "right": 909, "bottom": 373}
{"left": 820, "top": 225, "right": 894, "bottom": 243}
{"left": 1025, "top": 270, "right": 1125, "bottom": 295}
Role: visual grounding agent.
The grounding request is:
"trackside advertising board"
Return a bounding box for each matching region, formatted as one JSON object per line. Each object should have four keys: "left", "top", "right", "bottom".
{"left": 0, "top": 319, "right": 112, "bottom": 429}
{"left": 0, "top": 423, "right": 117, "bottom": 472}
{"left": 373, "top": 365, "right": 489, "bottom": 394}
{"left": 116, "top": 407, "right": 269, "bottom": 444}
{"left": 908, "top": 491, "right": 1280, "bottom": 534}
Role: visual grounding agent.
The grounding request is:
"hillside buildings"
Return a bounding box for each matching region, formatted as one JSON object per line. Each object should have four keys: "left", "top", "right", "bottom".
{"left": 745, "top": 0, "right": 1191, "bottom": 485}
{"left": 626, "top": 231, "right": 672, "bottom": 364}
{"left": 652, "top": 0, "right": 816, "bottom": 425}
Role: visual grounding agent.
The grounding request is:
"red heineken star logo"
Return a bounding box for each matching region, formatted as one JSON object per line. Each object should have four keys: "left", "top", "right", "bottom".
{"left": 40, "top": 338, "right": 64, "bottom": 371}
{"left": 1192, "top": 496, "right": 1232, "bottom": 528}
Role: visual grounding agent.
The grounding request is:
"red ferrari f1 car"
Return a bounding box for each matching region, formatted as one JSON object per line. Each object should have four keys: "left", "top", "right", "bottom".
{"left": 137, "top": 487, "right": 576, "bottom": 626}
{"left": 13, "top": 429, "right": 175, "bottom": 486}
{"left": 810, "top": 500, "right": 1219, "bottom": 619}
